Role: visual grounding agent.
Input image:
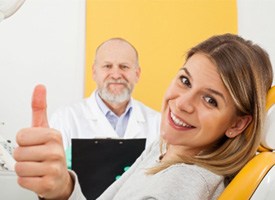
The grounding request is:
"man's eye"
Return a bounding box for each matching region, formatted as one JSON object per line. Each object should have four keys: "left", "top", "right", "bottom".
{"left": 180, "top": 76, "right": 191, "bottom": 87}
{"left": 120, "top": 65, "right": 129, "bottom": 70}
{"left": 103, "top": 64, "right": 112, "bottom": 68}
{"left": 204, "top": 96, "right": 218, "bottom": 107}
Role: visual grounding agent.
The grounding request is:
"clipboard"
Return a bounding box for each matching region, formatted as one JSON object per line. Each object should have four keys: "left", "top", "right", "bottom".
{"left": 72, "top": 138, "right": 146, "bottom": 200}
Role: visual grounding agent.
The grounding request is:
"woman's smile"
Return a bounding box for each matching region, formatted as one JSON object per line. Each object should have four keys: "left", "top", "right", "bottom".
{"left": 168, "top": 110, "right": 194, "bottom": 130}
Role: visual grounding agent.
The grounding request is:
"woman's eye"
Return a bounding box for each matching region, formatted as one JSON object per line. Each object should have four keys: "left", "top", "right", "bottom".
{"left": 180, "top": 76, "right": 191, "bottom": 87}
{"left": 204, "top": 96, "right": 218, "bottom": 107}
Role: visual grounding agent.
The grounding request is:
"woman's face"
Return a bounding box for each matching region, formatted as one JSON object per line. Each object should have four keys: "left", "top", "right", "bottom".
{"left": 161, "top": 53, "right": 238, "bottom": 156}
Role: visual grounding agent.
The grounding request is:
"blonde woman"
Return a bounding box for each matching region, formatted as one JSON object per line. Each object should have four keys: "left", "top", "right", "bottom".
{"left": 14, "top": 33, "right": 273, "bottom": 200}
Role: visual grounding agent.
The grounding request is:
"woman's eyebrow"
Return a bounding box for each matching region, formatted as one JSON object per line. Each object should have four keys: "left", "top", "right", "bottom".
{"left": 206, "top": 88, "right": 227, "bottom": 104}
{"left": 180, "top": 67, "right": 192, "bottom": 77}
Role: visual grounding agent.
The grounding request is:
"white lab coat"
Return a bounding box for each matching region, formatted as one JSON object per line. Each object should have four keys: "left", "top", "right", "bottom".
{"left": 50, "top": 91, "right": 161, "bottom": 149}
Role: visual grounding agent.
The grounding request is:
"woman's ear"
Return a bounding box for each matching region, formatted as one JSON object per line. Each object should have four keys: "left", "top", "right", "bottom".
{"left": 225, "top": 115, "right": 252, "bottom": 138}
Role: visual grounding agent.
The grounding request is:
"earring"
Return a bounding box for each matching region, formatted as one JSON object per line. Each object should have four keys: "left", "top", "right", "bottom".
{"left": 229, "top": 132, "right": 233, "bottom": 136}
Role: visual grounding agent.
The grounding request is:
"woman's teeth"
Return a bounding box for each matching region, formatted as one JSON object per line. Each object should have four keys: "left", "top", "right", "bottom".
{"left": 170, "top": 112, "right": 192, "bottom": 128}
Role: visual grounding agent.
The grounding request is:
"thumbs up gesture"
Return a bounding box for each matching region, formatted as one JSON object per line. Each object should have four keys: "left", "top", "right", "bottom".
{"left": 31, "top": 84, "right": 49, "bottom": 128}
{"left": 14, "top": 85, "right": 73, "bottom": 199}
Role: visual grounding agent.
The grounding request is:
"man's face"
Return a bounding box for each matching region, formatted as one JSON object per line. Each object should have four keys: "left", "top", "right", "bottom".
{"left": 92, "top": 40, "right": 140, "bottom": 104}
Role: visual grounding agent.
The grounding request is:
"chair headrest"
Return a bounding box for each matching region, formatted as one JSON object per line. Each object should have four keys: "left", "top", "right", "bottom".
{"left": 261, "top": 86, "right": 275, "bottom": 150}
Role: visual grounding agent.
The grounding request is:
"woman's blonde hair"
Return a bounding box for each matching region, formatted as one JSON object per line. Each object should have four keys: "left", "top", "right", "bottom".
{"left": 150, "top": 33, "right": 273, "bottom": 178}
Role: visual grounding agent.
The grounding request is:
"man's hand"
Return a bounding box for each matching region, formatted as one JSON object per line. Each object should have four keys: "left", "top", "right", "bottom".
{"left": 14, "top": 85, "right": 73, "bottom": 199}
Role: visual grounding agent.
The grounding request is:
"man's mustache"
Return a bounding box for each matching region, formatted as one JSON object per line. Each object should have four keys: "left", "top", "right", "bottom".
{"left": 106, "top": 79, "right": 128, "bottom": 86}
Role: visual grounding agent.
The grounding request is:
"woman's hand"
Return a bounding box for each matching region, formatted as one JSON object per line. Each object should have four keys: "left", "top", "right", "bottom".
{"left": 13, "top": 85, "right": 73, "bottom": 200}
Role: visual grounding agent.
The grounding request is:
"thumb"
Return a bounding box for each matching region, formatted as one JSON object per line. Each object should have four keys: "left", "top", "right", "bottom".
{"left": 32, "top": 84, "right": 49, "bottom": 128}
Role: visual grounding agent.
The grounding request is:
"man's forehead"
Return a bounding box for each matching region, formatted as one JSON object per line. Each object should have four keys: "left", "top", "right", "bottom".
{"left": 96, "top": 44, "right": 137, "bottom": 64}
{"left": 98, "top": 40, "right": 133, "bottom": 52}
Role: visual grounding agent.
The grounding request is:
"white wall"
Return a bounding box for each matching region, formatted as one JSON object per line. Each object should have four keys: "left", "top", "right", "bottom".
{"left": 238, "top": 0, "right": 275, "bottom": 85}
{"left": 0, "top": 0, "right": 274, "bottom": 141}
{"left": 0, "top": 0, "right": 86, "bottom": 140}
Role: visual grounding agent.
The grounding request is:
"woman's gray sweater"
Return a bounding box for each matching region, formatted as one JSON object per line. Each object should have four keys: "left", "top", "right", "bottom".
{"left": 69, "top": 141, "right": 225, "bottom": 200}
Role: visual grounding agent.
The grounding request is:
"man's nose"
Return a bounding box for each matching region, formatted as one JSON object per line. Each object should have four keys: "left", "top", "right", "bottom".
{"left": 175, "top": 92, "right": 195, "bottom": 113}
{"left": 110, "top": 66, "right": 123, "bottom": 79}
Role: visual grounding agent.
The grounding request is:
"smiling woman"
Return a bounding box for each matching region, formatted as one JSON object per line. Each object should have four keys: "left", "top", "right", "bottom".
{"left": 153, "top": 33, "right": 274, "bottom": 180}
{"left": 161, "top": 53, "right": 240, "bottom": 155}
{"left": 14, "top": 33, "right": 273, "bottom": 200}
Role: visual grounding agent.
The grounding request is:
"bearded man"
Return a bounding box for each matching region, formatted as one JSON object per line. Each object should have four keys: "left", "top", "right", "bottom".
{"left": 50, "top": 38, "right": 160, "bottom": 150}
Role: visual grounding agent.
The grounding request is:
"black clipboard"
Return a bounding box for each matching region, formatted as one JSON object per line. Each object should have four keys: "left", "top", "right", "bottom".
{"left": 72, "top": 138, "right": 146, "bottom": 200}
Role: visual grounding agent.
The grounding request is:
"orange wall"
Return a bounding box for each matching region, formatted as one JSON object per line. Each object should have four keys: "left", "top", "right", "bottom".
{"left": 85, "top": 0, "right": 237, "bottom": 111}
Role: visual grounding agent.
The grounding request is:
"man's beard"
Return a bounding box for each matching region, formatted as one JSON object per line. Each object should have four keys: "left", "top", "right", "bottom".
{"left": 98, "top": 80, "right": 133, "bottom": 104}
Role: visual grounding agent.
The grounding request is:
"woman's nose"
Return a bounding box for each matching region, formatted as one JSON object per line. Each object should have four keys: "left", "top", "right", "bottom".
{"left": 175, "top": 92, "right": 195, "bottom": 113}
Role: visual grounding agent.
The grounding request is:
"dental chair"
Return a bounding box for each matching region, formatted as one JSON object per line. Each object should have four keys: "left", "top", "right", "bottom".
{"left": 218, "top": 86, "right": 275, "bottom": 200}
